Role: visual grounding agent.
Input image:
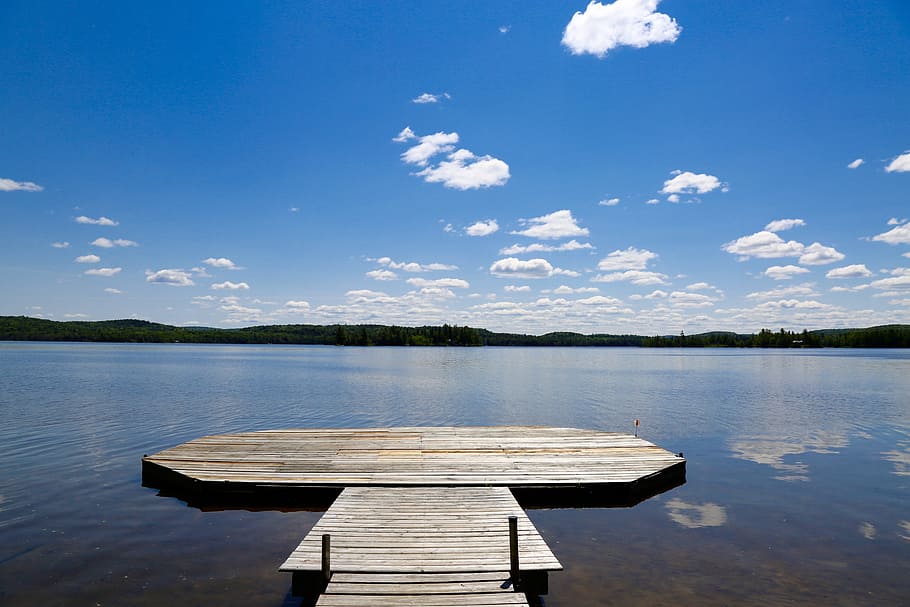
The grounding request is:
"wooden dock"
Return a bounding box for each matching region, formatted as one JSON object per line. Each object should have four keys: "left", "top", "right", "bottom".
{"left": 142, "top": 426, "right": 685, "bottom": 604}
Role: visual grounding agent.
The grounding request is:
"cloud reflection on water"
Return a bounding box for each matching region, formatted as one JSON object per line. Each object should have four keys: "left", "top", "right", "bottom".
{"left": 859, "top": 522, "right": 877, "bottom": 540}
{"left": 728, "top": 430, "right": 848, "bottom": 481}
{"left": 665, "top": 498, "right": 728, "bottom": 529}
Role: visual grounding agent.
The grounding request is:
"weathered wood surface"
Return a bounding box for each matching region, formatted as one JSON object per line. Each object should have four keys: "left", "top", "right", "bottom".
{"left": 280, "top": 486, "right": 562, "bottom": 574}
{"left": 144, "top": 426, "right": 684, "bottom": 488}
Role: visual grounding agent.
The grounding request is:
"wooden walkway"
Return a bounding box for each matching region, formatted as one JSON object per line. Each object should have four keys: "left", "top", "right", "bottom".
{"left": 143, "top": 426, "right": 686, "bottom": 605}
{"left": 143, "top": 426, "right": 683, "bottom": 487}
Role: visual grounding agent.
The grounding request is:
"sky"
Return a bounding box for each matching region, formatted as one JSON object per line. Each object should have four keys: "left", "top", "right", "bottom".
{"left": 2, "top": 0, "right": 909, "bottom": 335}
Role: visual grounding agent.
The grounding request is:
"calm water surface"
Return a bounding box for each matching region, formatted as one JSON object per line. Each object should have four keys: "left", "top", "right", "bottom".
{"left": 1, "top": 343, "right": 908, "bottom": 606}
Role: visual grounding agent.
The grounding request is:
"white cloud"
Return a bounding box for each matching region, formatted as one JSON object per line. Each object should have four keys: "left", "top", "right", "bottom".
{"left": 722, "top": 230, "right": 804, "bottom": 260}
{"left": 669, "top": 291, "right": 717, "bottom": 308}
{"left": 661, "top": 170, "right": 725, "bottom": 200}
{"left": 592, "top": 270, "right": 669, "bottom": 285}
{"left": 366, "top": 269, "right": 398, "bottom": 281}
{"left": 885, "top": 151, "right": 910, "bottom": 173}
{"left": 888, "top": 217, "right": 907, "bottom": 226}
{"left": 490, "top": 258, "right": 556, "bottom": 279}
{"left": 685, "top": 282, "right": 714, "bottom": 291}
{"left": 755, "top": 299, "right": 834, "bottom": 311}
{"left": 504, "top": 285, "right": 531, "bottom": 292}
{"left": 104, "top": 288, "right": 123, "bottom": 294}
{"left": 597, "top": 246, "right": 658, "bottom": 271}
{"left": 64, "top": 313, "right": 89, "bottom": 319}
{"left": 416, "top": 148, "right": 511, "bottom": 190}
{"left": 763, "top": 265, "right": 810, "bottom": 280}
{"left": 872, "top": 223, "right": 910, "bottom": 245}
{"left": 146, "top": 269, "right": 195, "bottom": 287}
{"left": 74, "top": 254, "right": 100, "bottom": 264}
{"left": 644, "top": 289, "right": 668, "bottom": 299}
{"left": 0, "top": 177, "right": 43, "bottom": 192}
{"left": 76, "top": 215, "right": 118, "bottom": 226}
{"left": 375, "top": 257, "right": 458, "bottom": 272}
{"left": 51, "top": 241, "right": 70, "bottom": 248}
{"left": 500, "top": 239, "right": 593, "bottom": 255}
{"left": 553, "top": 267, "right": 581, "bottom": 277}
{"left": 84, "top": 267, "right": 122, "bottom": 277}
{"left": 499, "top": 25, "right": 511, "bottom": 34}
{"left": 511, "top": 210, "right": 589, "bottom": 240}
{"left": 798, "top": 242, "right": 845, "bottom": 266}
{"left": 847, "top": 158, "right": 864, "bottom": 169}
{"left": 826, "top": 264, "right": 872, "bottom": 279}
{"left": 466, "top": 219, "right": 499, "bottom": 237}
{"left": 746, "top": 283, "right": 818, "bottom": 299}
{"left": 283, "top": 300, "right": 310, "bottom": 312}
{"left": 211, "top": 281, "right": 250, "bottom": 290}
{"left": 401, "top": 131, "right": 459, "bottom": 166}
{"left": 645, "top": 198, "right": 660, "bottom": 205}
{"left": 870, "top": 269, "right": 910, "bottom": 292}
{"left": 905, "top": 252, "right": 910, "bottom": 259}
{"left": 92, "top": 237, "right": 138, "bottom": 248}
{"left": 406, "top": 277, "right": 470, "bottom": 289}
{"left": 765, "top": 218, "right": 806, "bottom": 233}
{"left": 203, "top": 257, "right": 240, "bottom": 270}
{"left": 546, "top": 285, "right": 600, "bottom": 295}
{"left": 392, "top": 126, "right": 416, "bottom": 143}
{"left": 443, "top": 223, "right": 454, "bottom": 233}
{"left": 562, "top": 0, "right": 681, "bottom": 58}
{"left": 599, "top": 197, "right": 620, "bottom": 206}
{"left": 412, "top": 92, "right": 449, "bottom": 104}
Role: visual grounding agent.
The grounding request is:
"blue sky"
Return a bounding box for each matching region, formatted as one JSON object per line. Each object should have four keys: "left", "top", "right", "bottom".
{"left": 2, "top": 0, "right": 909, "bottom": 334}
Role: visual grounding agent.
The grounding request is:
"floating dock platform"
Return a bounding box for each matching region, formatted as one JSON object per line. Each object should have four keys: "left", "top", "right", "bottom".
{"left": 143, "top": 426, "right": 685, "bottom": 605}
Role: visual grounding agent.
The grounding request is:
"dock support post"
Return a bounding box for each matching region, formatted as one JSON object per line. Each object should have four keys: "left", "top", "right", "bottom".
{"left": 508, "top": 515, "right": 520, "bottom": 590}
{"left": 322, "top": 534, "right": 331, "bottom": 583}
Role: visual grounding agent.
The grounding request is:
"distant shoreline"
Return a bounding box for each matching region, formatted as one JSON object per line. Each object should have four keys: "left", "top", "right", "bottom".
{"left": 2, "top": 316, "right": 909, "bottom": 348}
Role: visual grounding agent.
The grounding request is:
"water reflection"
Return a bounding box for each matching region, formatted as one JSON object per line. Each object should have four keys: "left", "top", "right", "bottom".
{"left": 858, "top": 522, "right": 876, "bottom": 540}
{"left": 882, "top": 434, "right": 910, "bottom": 476}
{"left": 665, "top": 498, "right": 728, "bottom": 529}
{"left": 727, "top": 430, "right": 848, "bottom": 481}
{"left": 900, "top": 521, "right": 910, "bottom": 542}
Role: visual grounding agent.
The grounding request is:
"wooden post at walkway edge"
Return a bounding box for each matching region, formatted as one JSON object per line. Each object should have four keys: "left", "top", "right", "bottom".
{"left": 321, "top": 534, "right": 331, "bottom": 582}
{"left": 509, "top": 515, "right": 520, "bottom": 590}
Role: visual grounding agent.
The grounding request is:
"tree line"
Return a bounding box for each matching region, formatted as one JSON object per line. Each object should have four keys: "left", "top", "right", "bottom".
{"left": 1, "top": 316, "right": 908, "bottom": 348}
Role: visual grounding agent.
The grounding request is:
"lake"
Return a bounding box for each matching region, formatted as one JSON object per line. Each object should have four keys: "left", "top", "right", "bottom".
{"left": 1, "top": 343, "right": 908, "bottom": 606}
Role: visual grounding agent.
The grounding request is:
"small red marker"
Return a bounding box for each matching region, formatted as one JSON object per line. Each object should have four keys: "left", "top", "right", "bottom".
{"left": 634, "top": 419, "right": 640, "bottom": 437}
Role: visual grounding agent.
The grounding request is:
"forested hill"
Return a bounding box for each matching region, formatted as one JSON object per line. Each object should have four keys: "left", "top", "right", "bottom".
{"left": 1, "top": 316, "right": 909, "bottom": 347}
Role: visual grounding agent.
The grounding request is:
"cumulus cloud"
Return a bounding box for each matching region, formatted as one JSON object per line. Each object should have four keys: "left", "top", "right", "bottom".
{"left": 283, "top": 300, "right": 310, "bottom": 312}
{"left": 406, "top": 277, "right": 470, "bottom": 289}
{"left": 104, "top": 288, "right": 123, "bottom": 294}
{"left": 511, "top": 210, "right": 589, "bottom": 240}
{"left": 888, "top": 218, "right": 907, "bottom": 226}
{"left": 562, "top": 0, "right": 681, "bottom": 58}
{"left": 504, "top": 285, "right": 531, "bottom": 292}
{"left": 92, "top": 237, "right": 138, "bottom": 248}
{"left": 0, "top": 177, "right": 43, "bottom": 192}
{"left": 211, "top": 281, "right": 250, "bottom": 290}
{"left": 397, "top": 128, "right": 510, "bottom": 190}
{"left": 685, "top": 282, "right": 715, "bottom": 291}
{"left": 645, "top": 198, "right": 660, "bottom": 205}
{"left": 465, "top": 219, "right": 499, "bottom": 237}
{"left": 746, "top": 283, "right": 818, "bottom": 300}
{"left": 375, "top": 257, "right": 458, "bottom": 272}
{"left": 826, "top": 264, "right": 872, "bottom": 279}
{"left": 660, "top": 170, "right": 726, "bottom": 201}
{"left": 146, "top": 269, "right": 195, "bottom": 286}
{"left": 416, "top": 149, "right": 510, "bottom": 190}
{"left": 545, "top": 285, "right": 600, "bottom": 295}
{"left": 765, "top": 218, "right": 806, "bottom": 233}
{"left": 872, "top": 223, "right": 910, "bottom": 245}
{"left": 885, "top": 151, "right": 910, "bottom": 173}
{"left": 870, "top": 269, "right": 910, "bottom": 292}
{"left": 592, "top": 270, "right": 669, "bottom": 285}
{"left": 51, "top": 241, "right": 70, "bottom": 248}
{"left": 366, "top": 269, "right": 398, "bottom": 281}
{"left": 798, "top": 242, "right": 845, "bottom": 266}
{"left": 412, "top": 92, "right": 450, "bottom": 104}
{"left": 669, "top": 291, "right": 717, "bottom": 308}
{"left": 203, "top": 257, "right": 240, "bottom": 270}
{"left": 847, "top": 158, "right": 864, "bottom": 169}
{"left": 74, "top": 254, "right": 100, "bottom": 264}
{"left": 499, "top": 25, "right": 511, "bottom": 34}
{"left": 500, "top": 239, "right": 593, "bottom": 255}
{"left": 722, "top": 230, "right": 805, "bottom": 260}
{"left": 84, "top": 267, "right": 121, "bottom": 277}
{"left": 76, "top": 215, "right": 118, "bottom": 226}
{"left": 597, "top": 247, "right": 658, "bottom": 271}
{"left": 490, "top": 258, "right": 556, "bottom": 279}
{"left": 599, "top": 197, "right": 620, "bottom": 206}
{"left": 763, "top": 265, "right": 810, "bottom": 280}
